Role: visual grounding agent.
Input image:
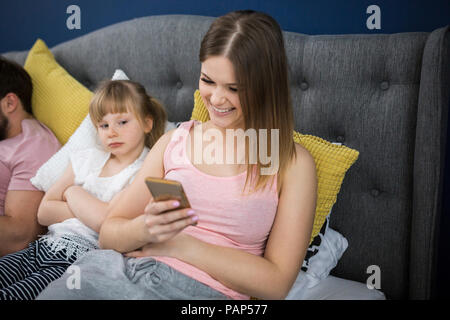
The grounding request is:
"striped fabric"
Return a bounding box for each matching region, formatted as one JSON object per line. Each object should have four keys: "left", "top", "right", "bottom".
{"left": 0, "top": 239, "right": 76, "bottom": 300}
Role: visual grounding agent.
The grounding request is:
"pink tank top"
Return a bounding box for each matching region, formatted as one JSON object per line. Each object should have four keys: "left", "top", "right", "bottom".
{"left": 153, "top": 120, "right": 279, "bottom": 299}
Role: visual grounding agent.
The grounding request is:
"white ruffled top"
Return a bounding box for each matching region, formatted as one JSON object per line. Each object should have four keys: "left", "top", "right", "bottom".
{"left": 41, "top": 146, "right": 149, "bottom": 259}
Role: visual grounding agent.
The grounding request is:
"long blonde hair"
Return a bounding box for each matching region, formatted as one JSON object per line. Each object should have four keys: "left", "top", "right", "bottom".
{"left": 200, "top": 10, "right": 296, "bottom": 194}
{"left": 89, "top": 80, "right": 167, "bottom": 148}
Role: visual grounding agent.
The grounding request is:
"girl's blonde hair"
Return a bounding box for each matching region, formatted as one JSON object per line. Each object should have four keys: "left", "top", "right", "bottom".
{"left": 200, "top": 10, "right": 296, "bottom": 194}
{"left": 89, "top": 80, "right": 167, "bottom": 148}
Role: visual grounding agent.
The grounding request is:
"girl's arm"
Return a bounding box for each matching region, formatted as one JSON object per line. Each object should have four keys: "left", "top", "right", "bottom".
{"left": 99, "top": 129, "right": 197, "bottom": 252}
{"left": 37, "top": 164, "right": 77, "bottom": 226}
{"left": 63, "top": 186, "right": 108, "bottom": 233}
{"left": 127, "top": 143, "right": 318, "bottom": 300}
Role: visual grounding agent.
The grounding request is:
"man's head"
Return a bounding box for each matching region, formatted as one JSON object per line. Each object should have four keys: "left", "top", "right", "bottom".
{"left": 0, "top": 109, "right": 7, "bottom": 141}
{"left": 0, "top": 57, "right": 33, "bottom": 140}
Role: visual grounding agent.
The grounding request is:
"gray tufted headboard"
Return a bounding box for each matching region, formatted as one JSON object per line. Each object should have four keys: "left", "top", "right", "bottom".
{"left": 2, "top": 14, "right": 449, "bottom": 299}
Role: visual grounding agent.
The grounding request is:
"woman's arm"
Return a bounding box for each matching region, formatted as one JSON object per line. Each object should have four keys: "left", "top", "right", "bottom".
{"left": 99, "top": 129, "right": 197, "bottom": 252}
{"left": 63, "top": 186, "right": 108, "bottom": 233}
{"left": 37, "top": 164, "right": 76, "bottom": 226}
{"left": 127, "top": 143, "right": 318, "bottom": 300}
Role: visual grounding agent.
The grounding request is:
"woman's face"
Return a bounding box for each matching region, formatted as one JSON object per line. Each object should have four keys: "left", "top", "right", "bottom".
{"left": 199, "top": 56, "right": 244, "bottom": 130}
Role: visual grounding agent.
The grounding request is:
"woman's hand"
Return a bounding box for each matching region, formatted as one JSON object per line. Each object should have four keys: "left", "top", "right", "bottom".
{"left": 140, "top": 198, "right": 198, "bottom": 244}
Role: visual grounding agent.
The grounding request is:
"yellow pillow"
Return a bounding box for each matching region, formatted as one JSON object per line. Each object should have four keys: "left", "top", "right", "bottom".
{"left": 191, "top": 90, "right": 359, "bottom": 243}
{"left": 24, "top": 39, "right": 93, "bottom": 144}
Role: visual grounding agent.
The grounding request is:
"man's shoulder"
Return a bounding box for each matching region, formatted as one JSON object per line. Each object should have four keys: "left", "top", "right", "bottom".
{"left": 21, "top": 118, "right": 61, "bottom": 149}
{"left": 15, "top": 118, "right": 61, "bottom": 165}
{"left": 0, "top": 119, "right": 60, "bottom": 193}
{"left": 22, "top": 118, "right": 55, "bottom": 138}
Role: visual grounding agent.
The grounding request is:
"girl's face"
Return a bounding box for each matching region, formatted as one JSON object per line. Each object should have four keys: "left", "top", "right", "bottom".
{"left": 199, "top": 56, "right": 244, "bottom": 130}
{"left": 96, "top": 111, "right": 151, "bottom": 159}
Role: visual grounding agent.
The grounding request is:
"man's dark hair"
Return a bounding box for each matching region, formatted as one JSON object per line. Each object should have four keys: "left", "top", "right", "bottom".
{"left": 0, "top": 56, "right": 33, "bottom": 114}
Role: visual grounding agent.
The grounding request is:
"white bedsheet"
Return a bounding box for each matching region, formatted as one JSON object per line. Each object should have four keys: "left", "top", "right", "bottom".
{"left": 286, "top": 272, "right": 386, "bottom": 300}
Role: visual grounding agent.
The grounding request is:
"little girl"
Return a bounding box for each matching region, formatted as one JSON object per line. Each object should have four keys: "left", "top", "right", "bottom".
{"left": 0, "top": 79, "right": 167, "bottom": 300}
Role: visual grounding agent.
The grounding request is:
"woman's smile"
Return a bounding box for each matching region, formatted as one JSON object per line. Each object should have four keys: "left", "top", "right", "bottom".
{"left": 211, "top": 104, "right": 236, "bottom": 115}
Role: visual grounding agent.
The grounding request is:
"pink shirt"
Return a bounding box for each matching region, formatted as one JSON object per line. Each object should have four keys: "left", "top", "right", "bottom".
{"left": 154, "top": 120, "right": 278, "bottom": 299}
{"left": 0, "top": 118, "right": 61, "bottom": 215}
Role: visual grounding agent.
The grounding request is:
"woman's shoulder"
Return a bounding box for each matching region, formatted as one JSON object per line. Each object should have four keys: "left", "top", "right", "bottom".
{"left": 145, "top": 120, "right": 204, "bottom": 166}
{"left": 143, "top": 127, "right": 178, "bottom": 164}
{"left": 293, "top": 142, "right": 314, "bottom": 163}
{"left": 275, "top": 142, "right": 317, "bottom": 203}
{"left": 284, "top": 143, "right": 316, "bottom": 183}
{"left": 155, "top": 127, "right": 177, "bottom": 149}
{"left": 154, "top": 120, "right": 199, "bottom": 150}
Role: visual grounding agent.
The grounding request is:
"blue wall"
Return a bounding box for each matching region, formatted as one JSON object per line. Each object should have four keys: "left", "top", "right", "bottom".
{"left": 1, "top": 0, "right": 450, "bottom": 298}
{"left": 1, "top": 0, "right": 449, "bottom": 53}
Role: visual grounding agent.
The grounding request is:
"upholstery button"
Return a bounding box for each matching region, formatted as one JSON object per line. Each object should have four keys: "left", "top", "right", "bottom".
{"left": 176, "top": 81, "right": 183, "bottom": 89}
{"left": 300, "top": 81, "right": 309, "bottom": 90}
{"left": 371, "top": 189, "right": 380, "bottom": 197}
{"left": 380, "top": 81, "right": 389, "bottom": 90}
{"left": 336, "top": 136, "right": 345, "bottom": 143}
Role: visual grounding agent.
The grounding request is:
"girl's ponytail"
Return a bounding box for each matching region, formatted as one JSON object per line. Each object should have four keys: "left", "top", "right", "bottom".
{"left": 145, "top": 96, "right": 167, "bottom": 148}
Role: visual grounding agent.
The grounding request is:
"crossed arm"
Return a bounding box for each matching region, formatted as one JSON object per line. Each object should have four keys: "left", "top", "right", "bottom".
{"left": 37, "top": 163, "right": 109, "bottom": 233}
{"left": 100, "top": 130, "right": 317, "bottom": 299}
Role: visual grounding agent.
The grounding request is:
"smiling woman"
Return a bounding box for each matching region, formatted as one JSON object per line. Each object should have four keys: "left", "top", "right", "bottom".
{"left": 37, "top": 10, "right": 317, "bottom": 301}
{"left": 198, "top": 10, "right": 296, "bottom": 193}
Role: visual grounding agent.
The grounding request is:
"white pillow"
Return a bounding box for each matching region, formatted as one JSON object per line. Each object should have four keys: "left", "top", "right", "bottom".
{"left": 285, "top": 224, "right": 349, "bottom": 299}
{"left": 31, "top": 69, "right": 175, "bottom": 191}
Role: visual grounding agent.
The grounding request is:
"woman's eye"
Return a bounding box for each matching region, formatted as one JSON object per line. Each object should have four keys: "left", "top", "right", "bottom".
{"left": 229, "top": 87, "right": 238, "bottom": 92}
{"left": 201, "top": 78, "right": 214, "bottom": 85}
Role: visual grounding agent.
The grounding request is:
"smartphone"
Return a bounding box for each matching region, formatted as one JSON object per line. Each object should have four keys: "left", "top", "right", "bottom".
{"left": 145, "top": 177, "right": 191, "bottom": 210}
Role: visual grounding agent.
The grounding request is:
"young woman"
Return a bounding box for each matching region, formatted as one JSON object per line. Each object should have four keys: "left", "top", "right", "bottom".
{"left": 0, "top": 80, "right": 166, "bottom": 300}
{"left": 37, "top": 10, "right": 317, "bottom": 300}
